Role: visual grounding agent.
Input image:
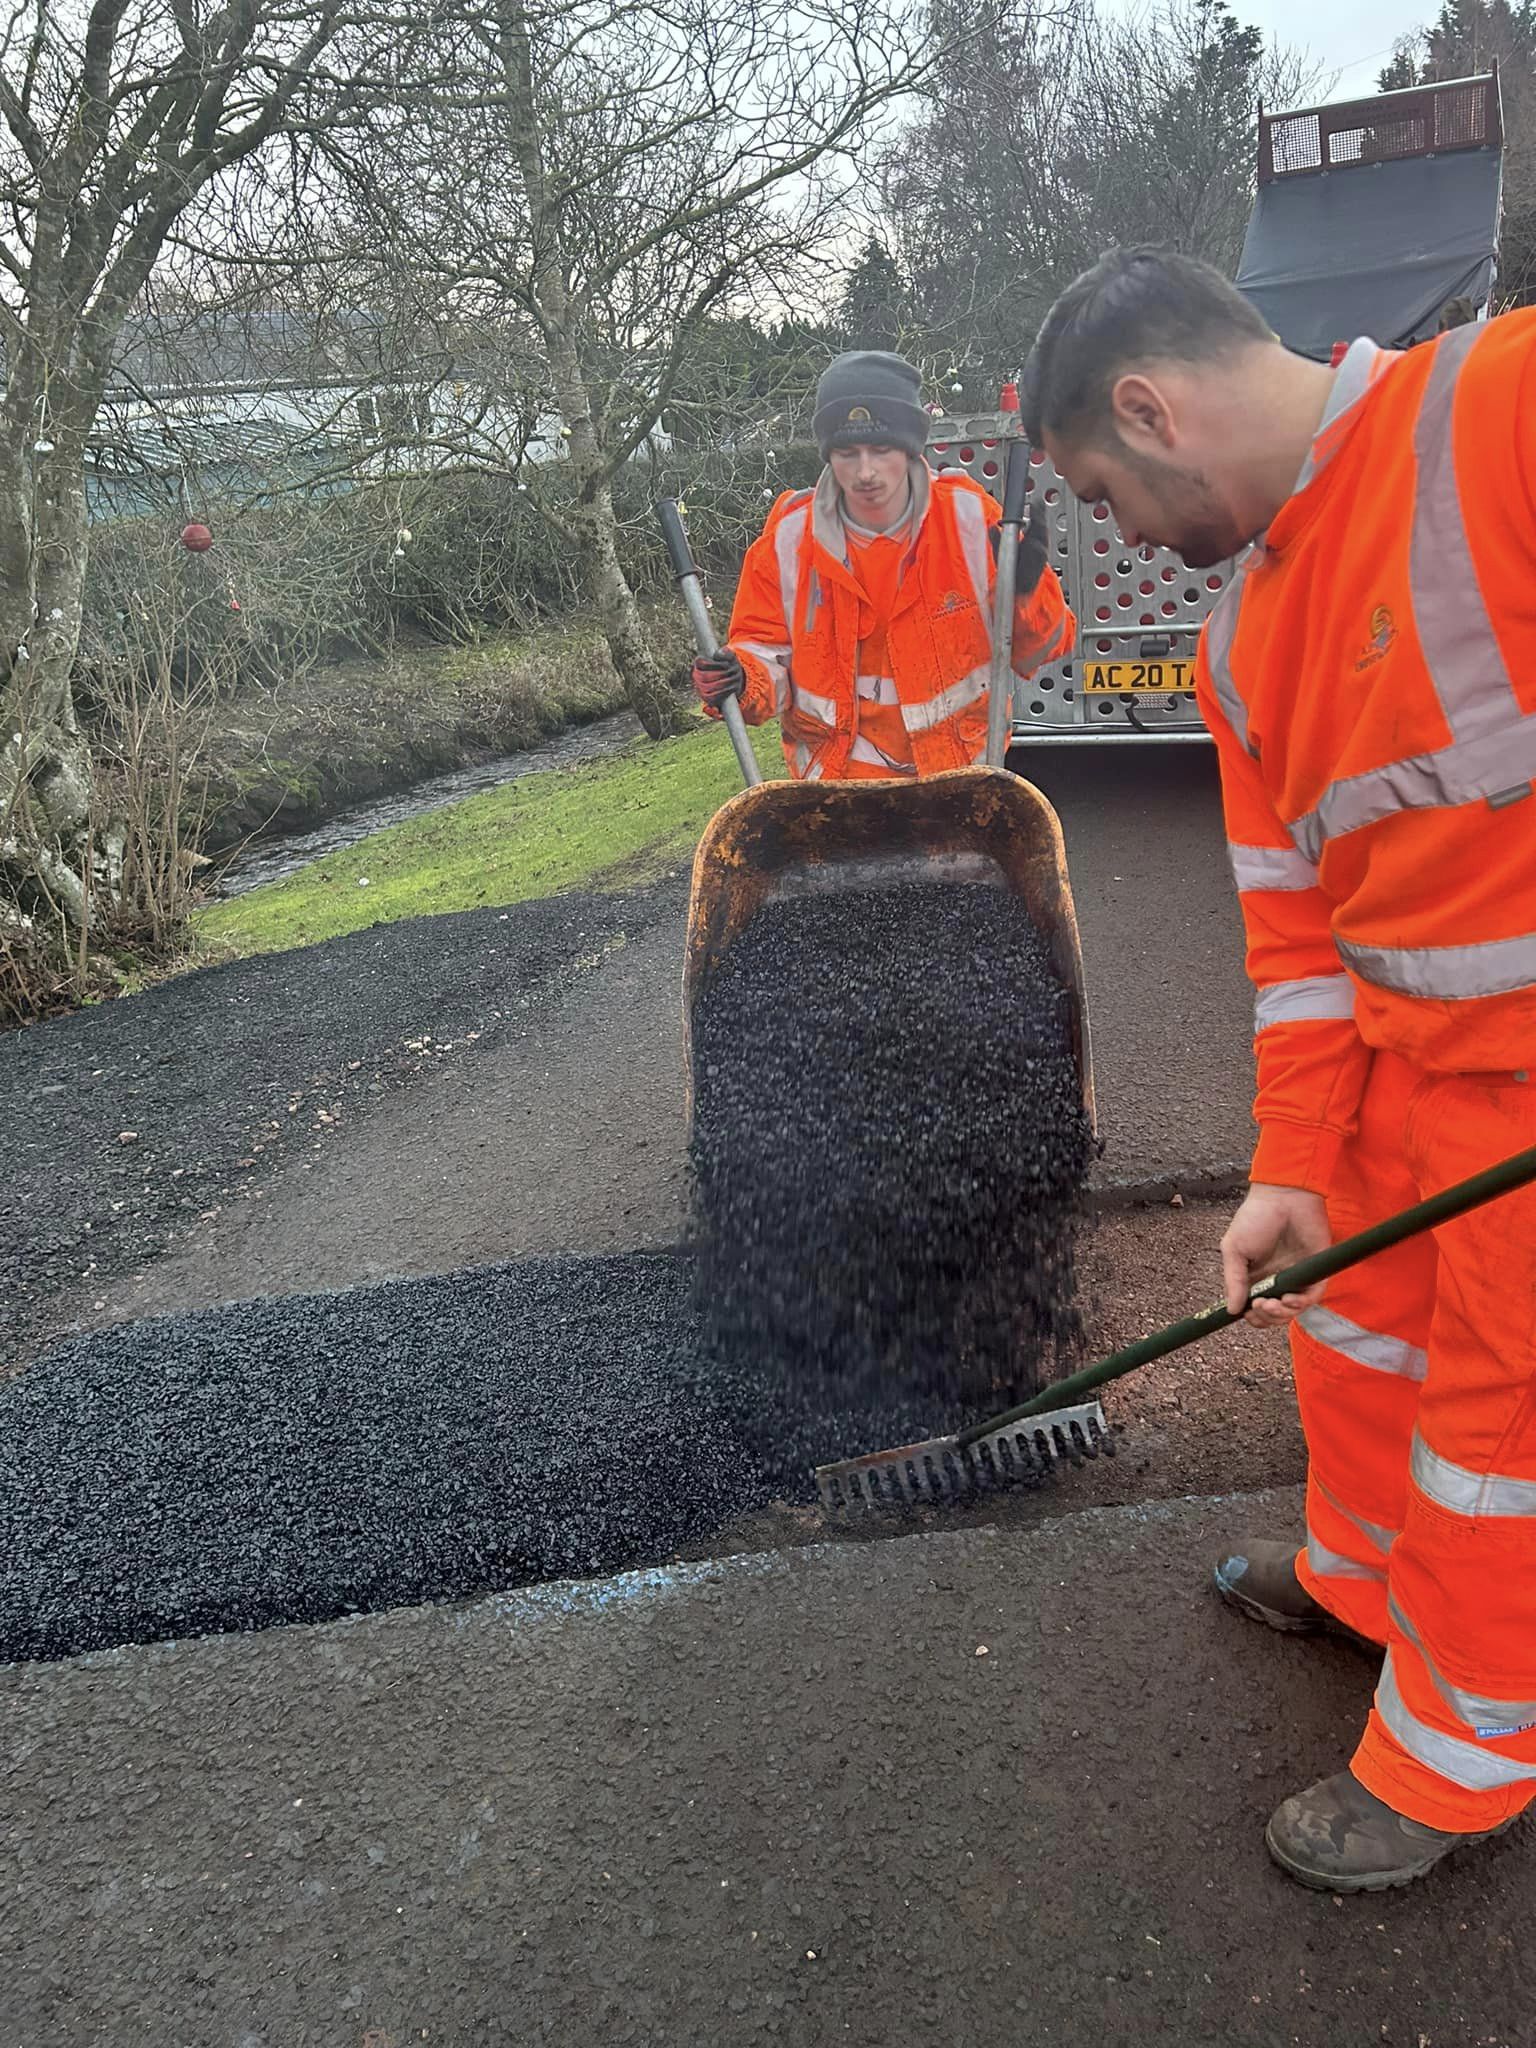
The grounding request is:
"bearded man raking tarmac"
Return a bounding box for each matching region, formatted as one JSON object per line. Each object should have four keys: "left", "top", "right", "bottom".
{"left": 1023, "top": 247, "right": 1536, "bottom": 1894}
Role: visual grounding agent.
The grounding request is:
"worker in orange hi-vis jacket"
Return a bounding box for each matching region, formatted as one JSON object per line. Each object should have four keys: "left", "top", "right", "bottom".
{"left": 690, "top": 349, "right": 1073, "bottom": 780}
{"left": 1024, "top": 247, "right": 1536, "bottom": 1895}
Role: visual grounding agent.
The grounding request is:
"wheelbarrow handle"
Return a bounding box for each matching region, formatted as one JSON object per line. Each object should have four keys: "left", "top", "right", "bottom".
{"left": 958, "top": 1139, "right": 1536, "bottom": 1444}
{"left": 657, "top": 497, "right": 761, "bottom": 789}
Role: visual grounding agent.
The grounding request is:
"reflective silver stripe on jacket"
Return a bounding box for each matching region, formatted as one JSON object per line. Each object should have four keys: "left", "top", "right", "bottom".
{"left": 1336, "top": 930, "right": 1536, "bottom": 1002}
{"left": 1288, "top": 719, "right": 1536, "bottom": 861}
{"left": 856, "top": 673, "right": 899, "bottom": 704}
{"left": 1306, "top": 1532, "right": 1385, "bottom": 1582}
{"left": 1016, "top": 609, "right": 1071, "bottom": 679}
{"left": 737, "top": 639, "right": 792, "bottom": 714}
{"left": 848, "top": 734, "right": 915, "bottom": 773}
{"left": 1388, "top": 1595, "right": 1536, "bottom": 1738}
{"left": 1410, "top": 323, "right": 1521, "bottom": 748}
{"left": 902, "top": 664, "right": 990, "bottom": 734}
{"left": 1377, "top": 1651, "right": 1536, "bottom": 1790}
{"left": 1411, "top": 1430, "right": 1536, "bottom": 1517}
{"left": 1284, "top": 324, "right": 1536, "bottom": 861}
{"left": 1203, "top": 553, "right": 1259, "bottom": 755}
{"left": 1316, "top": 1480, "right": 1398, "bottom": 1558}
{"left": 774, "top": 501, "right": 811, "bottom": 636}
{"left": 1293, "top": 337, "right": 1382, "bottom": 493}
{"left": 791, "top": 684, "right": 838, "bottom": 729}
{"left": 1253, "top": 972, "right": 1356, "bottom": 1033}
{"left": 1228, "top": 842, "right": 1321, "bottom": 893}
{"left": 1298, "top": 1305, "right": 1428, "bottom": 1381}
{"left": 949, "top": 485, "right": 995, "bottom": 618}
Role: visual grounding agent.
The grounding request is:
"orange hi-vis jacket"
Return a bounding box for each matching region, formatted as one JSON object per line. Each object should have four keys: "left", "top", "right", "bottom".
{"left": 721, "top": 462, "right": 1074, "bottom": 781}
{"left": 1194, "top": 314, "right": 1536, "bottom": 1192}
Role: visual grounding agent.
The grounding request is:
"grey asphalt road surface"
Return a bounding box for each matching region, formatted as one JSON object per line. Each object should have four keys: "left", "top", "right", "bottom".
{"left": 6, "top": 1489, "right": 1530, "bottom": 2047}
{"left": 1014, "top": 741, "right": 1253, "bottom": 1194}
{"left": 25, "top": 744, "right": 1251, "bottom": 1351}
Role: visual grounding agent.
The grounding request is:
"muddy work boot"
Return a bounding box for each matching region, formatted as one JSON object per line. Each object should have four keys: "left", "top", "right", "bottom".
{"left": 1267, "top": 1770, "right": 1517, "bottom": 1892}
{"left": 1213, "top": 1539, "right": 1350, "bottom": 1635}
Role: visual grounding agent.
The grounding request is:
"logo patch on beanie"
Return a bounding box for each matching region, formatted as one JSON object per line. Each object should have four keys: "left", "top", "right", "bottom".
{"left": 845, "top": 405, "right": 873, "bottom": 425}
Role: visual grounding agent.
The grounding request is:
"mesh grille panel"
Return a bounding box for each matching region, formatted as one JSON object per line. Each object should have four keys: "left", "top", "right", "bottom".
{"left": 925, "top": 413, "right": 1230, "bottom": 734}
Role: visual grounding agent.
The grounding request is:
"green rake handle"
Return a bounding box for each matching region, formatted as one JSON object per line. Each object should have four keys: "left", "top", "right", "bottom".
{"left": 955, "top": 1139, "right": 1536, "bottom": 1450}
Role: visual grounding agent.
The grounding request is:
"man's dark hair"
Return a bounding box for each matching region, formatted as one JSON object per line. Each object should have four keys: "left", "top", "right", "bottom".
{"left": 1021, "top": 246, "right": 1274, "bottom": 446}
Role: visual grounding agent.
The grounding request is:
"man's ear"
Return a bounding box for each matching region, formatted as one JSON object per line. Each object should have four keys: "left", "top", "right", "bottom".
{"left": 1109, "top": 372, "right": 1176, "bottom": 452}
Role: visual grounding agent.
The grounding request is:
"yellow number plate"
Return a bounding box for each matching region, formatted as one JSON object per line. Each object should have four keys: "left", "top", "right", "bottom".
{"left": 1083, "top": 659, "right": 1194, "bottom": 694}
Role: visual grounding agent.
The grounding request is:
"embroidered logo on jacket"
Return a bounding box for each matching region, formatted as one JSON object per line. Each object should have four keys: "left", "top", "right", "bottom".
{"left": 1354, "top": 605, "right": 1398, "bottom": 671}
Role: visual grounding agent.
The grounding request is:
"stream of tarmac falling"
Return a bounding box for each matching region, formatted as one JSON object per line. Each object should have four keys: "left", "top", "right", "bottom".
{"left": 688, "top": 881, "right": 1092, "bottom": 1407}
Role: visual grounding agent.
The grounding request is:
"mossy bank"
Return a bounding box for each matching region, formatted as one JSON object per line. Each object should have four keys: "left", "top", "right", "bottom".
{"left": 198, "top": 719, "right": 784, "bottom": 959}
{"left": 198, "top": 603, "right": 693, "bottom": 855}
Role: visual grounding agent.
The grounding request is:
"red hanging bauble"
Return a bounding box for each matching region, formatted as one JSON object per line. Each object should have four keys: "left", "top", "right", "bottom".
{"left": 180, "top": 522, "right": 214, "bottom": 553}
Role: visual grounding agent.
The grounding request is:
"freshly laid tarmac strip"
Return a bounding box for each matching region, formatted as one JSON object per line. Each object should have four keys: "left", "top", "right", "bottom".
{"left": 5, "top": 1488, "right": 1527, "bottom": 2046}
{"left": 0, "top": 1253, "right": 971, "bottom": 1664}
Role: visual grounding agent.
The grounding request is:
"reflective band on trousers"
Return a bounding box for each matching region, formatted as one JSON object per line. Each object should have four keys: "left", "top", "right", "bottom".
{"left": 1228, "top": 841, "right": 1320, "bottom": 893}
{"left": 1388, "top": 1595, "right": 1536, "bottom": 1737}
{"left": 1307, "top": 1531, "right": 1385, "bottom": 1581}
{"left": 1411, "top": 1430, "right": 1536, "bottom": 1518}
{"left": 1336, "top": 929, "right": 1536, "bottom": 1002}
{"left": 1285, "top": 324, "right": 1536, "bottom": 858}
{"left": 903, "top": 666, "right": 989, "bottom": 734}
{"left": 1298, "top": 1304, "right": 1428, "bottom": 1381}
{"left": 1377, "top": 1651, "right": 1536, "bottom": 1790}
{"left": 1253, "top": 972, "right": 1356, "bottom": 1033}
{"left": 1317, "top": 1478, "right": 1398, "bottom": 1558}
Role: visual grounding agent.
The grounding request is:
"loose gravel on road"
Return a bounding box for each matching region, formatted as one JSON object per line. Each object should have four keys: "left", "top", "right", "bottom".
{"left": 0, "top": 1251, "right": 975, "bottom": 1664}
{"left": 0, "top": 881, "right": 683, "bottom": 1364}
{"left": 690, "top": 882, "right": 1091, "bottom": 1404}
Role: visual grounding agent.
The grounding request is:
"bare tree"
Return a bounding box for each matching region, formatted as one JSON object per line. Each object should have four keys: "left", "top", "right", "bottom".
{"left": 0, "top": 0, "right": 396, "bottom": 958}
{"left": 884, "top": 0, "right": 1322, "bottom": 374}
{"left": 314, "top": 0, "right": 933, "bottom": 738}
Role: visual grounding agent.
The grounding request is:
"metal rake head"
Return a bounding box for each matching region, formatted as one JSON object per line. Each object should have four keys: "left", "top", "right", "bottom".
{"left": 814, "top": 1399, "right": 1113, "bottom": 1513}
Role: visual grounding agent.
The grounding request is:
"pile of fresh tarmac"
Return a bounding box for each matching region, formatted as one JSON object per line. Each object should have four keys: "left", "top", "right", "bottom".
{"left": 0, "top": 1252, "right": 975, "bottom": 1665}
{"left": 689, "top": 881, "right": 1092, "bottom": 1405}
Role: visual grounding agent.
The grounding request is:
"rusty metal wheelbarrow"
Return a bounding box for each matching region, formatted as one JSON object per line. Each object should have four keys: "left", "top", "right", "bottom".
{"left": 658, "top": 443, "right": 1095, "bottom": 1131}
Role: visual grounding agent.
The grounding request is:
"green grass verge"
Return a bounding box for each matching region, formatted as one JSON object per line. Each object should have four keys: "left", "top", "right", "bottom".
{"left": 196, "top": 717, "right": 785, "bottom": 960}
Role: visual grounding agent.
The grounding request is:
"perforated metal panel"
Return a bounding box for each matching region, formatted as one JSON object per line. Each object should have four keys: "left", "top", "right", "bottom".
{"left": 925, "top": 411, "right": 1233, "bottom": 741}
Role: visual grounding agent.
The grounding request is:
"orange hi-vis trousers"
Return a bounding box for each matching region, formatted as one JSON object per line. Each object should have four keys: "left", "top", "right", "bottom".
{"left": 1291, "top": 1050, "right": 1536, "bottom": 1832}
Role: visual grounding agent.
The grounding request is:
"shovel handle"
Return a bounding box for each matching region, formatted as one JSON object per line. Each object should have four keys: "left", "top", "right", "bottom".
{"left": 957, "top": 1139, "right": 1536, "bottom": 1444}
{"left": 657, "top": 497, "right": 761, "bottom": 790}
{"left": 984, "top": 439, "right": 1028, "bottom": 769}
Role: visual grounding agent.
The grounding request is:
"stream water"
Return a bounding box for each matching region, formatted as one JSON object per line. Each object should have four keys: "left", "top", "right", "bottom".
{"left": 213, "top": 709, "right": 644, "bottom": 897}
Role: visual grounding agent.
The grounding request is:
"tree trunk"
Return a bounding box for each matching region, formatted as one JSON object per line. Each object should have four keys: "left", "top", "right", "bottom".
{"left": 0, "top": 437, "right": 119, "bottom": 935}
{"left": 575, "top": 484, "right": 687, "bottom": 740}
{"left": 498, "top": 3, "right": 686, "bottom": 742}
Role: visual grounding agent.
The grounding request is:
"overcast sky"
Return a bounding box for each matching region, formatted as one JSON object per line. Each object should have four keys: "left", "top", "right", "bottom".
{"left": 1224, "top": 0, "right": 1427, "bottom": 100}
